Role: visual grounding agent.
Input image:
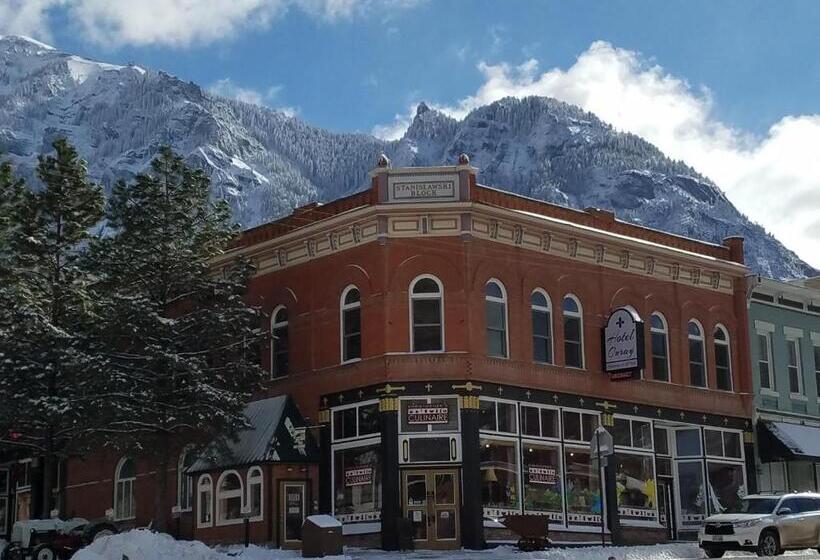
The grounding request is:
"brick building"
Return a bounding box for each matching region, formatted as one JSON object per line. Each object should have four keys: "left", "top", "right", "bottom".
{"left": 1, "top": 157, "right": 755, "bottom": 549}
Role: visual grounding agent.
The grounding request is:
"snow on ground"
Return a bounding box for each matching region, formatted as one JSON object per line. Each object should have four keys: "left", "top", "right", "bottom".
{"left": 68, "top": 530, "right": 820, "bottom": 560}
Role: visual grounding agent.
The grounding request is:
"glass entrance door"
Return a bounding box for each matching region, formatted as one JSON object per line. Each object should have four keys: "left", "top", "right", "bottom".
{"left": 280, "top": 481, "right": 306, "bottom": 548}
{"left": 658, "top": 478, "right": 677, "bottom": 541}
{"left": 402, "top": 469, "right": 460, "bottom": 549}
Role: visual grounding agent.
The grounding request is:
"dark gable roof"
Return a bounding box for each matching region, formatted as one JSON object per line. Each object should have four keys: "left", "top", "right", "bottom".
{"left": 189, "top": 395, "right": 319, "bottom": 474}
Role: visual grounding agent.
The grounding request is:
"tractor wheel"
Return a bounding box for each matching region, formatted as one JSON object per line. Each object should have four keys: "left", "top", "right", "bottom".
{"left": 32, "top": 544, "right": 57, "bottom": 560}
{"left": 0, "top": 543, "right": 23, "bottom": 560}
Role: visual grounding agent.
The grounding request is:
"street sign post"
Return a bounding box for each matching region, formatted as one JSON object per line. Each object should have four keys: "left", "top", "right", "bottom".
{"left": 590, "top": 426, "right": 614, "bottom": 546}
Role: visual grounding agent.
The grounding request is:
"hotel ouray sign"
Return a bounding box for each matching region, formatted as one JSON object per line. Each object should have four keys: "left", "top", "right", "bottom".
{"left": 387, "top": 173, "right": 460, "bottom": 203}
{"left": 602, "top": 307, "right": 645, "bottom": 381}
{"left": 406, "top": 402, "right": 450, "bottom": 424}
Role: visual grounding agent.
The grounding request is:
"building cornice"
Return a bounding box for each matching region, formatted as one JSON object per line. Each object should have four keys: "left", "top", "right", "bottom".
{"left": 213, "top": 202, "right": 747, "bottom": 294}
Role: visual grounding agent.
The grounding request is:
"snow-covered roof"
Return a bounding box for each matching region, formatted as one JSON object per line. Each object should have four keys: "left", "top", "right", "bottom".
{"left": 761, "top": 420, "right": 820, "bottom": 461}
{"left": 188, "top": 395, "right": 319, "bottom": 474}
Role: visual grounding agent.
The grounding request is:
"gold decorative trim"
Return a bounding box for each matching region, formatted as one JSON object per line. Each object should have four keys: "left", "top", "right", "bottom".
{"left": 595, "top": 400, "right": 618, "bottom": 412}
{"left": 376, "top": 383, "right": 406, "bottom": 395}
{"left": 379, "top": 397, "right": 400, "bottom": 412}
{"left": 459, "top": 395, "right": 480, "bottom": 409}
{"left": 452, "top": 382, "right": 483, "bottom": 392}
{"left": 317, "top": 409, "right": 330, "bottom": 424}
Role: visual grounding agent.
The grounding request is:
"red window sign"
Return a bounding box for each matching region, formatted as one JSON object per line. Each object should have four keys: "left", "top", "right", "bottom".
{"left": 528, "top": 465, "right": 557, "bottom": 485}
{"left": 407, "top": 402, "right": 449, "bottom": 424}
{"left": 344, "top": 466, "right": 373, "bottom": 487}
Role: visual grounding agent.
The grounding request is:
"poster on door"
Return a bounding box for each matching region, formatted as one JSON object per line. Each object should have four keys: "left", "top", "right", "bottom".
{"left": 528, "top": 465, "right": 557, "bottom": 485}
{"left": 344, "top": 466, "right": 373, "bottom": 487}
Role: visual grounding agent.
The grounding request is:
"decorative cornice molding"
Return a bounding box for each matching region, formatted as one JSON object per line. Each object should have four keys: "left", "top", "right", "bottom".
{"left": 214, "top": 204, "right": 745, "bottom": 294}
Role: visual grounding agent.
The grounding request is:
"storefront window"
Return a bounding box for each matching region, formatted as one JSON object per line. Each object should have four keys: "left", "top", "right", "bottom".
{"left": 522, "top": 444, "right": 563, "bottom": 515}
{"left": 615, "top": 453, "right": 656, "bottom": 515}
{"left": 479, "top": 400, "right": 517, "bottom": 434}
{"left": 787, "top": 461, "right": 815, "bottom": 492}
{"left": 676, "top": 428, "right": 702, "bottom": 457}
{"left": 333, "top": 444, "right": 382, "bottom": 518}
{"left": 480, "top": 438, "right": 519, "bottom": 511}
{"left": 707, "top": 462, "right": 746, "bottom": 513}
{"left": 333, "top": 403, "right": 381, "bottom": 441}
{"left": 521, "top": 406, "right": 559, "bottom": 439}
{"left": 563, "top": 411, "right": 598, "bottom": 442}
{"left": 564, "top": 448, "right": 600, "bottom": 515}
{"left": 677, "top": 461, "right": 705, "bottom": 525}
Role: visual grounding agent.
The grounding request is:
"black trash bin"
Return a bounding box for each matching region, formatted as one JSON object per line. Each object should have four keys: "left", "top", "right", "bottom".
{"left": 301, "top": 515, "right": 343, "bottom": 558}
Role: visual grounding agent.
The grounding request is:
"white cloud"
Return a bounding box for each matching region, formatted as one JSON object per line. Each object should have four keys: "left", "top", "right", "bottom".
{"left": 378, "top": 41, "right": 820, "bottom": 269}
{"left": 208, "top": 78, "right": 298, "bottom": 116}
{"left": 0, "top": 0, "right": 422, "bottom": 48}
{"left": 0, "top": 0, "right": 59, "bottom": 41}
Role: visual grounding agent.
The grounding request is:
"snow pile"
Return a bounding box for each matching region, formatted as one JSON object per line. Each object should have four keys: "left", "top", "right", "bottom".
{"left": 71, "top": 530, "right": 297, "bottom": 560}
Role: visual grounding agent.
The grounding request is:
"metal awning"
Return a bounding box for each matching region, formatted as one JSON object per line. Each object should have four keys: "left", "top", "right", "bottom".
{"left": 757, "top": 420, "right": 820, "bottom": 462}
{"left": 189, "top": 395, "right": 320, "bottom": 474}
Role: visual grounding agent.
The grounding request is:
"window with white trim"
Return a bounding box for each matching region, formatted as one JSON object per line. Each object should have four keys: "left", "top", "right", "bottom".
{"left": 757, "top": 331, "right": 775, "bottom": 391}
{"left": 197, "top": 475, "right": 213, "bottom": 527}
{"left": 531, "top": 290, "right": 553, "bottom": 364}
{"left": 410, "top": 276, "right": 443, "bottom": 352}
{"left": 485, "top": 280, "right": 508, "bottom": 358}
{"left": 520, "top": 404, "right": 559, "bottom": 439}
{"left": 688, "top": 320, "right": 707, "bottom": 387}
{"left": 813, "top": 340, "right": 820, "bottom": 399}
{"left": 563, "top": 295, "right": 584, "bottom": 368}
{"left": 650, "top": 313, "right": 670, "bottom": 382}
{"left": 247, "top": 467, "right": 263, "bottom": 520}
{"left": 113, "top": 457, "right": 136, "bottom": 521}
{"left": 479, "top": 398, "right": 518, "bottom": 434}
{"left": 562, "top": 410, "right": 598, "bottom": 443}
{"left": 704, "top": 429, "right": 742, "bottom": 459}
{"left": 271, "top": 306, "right": 289, "bottom": 378}
{"left": 216, "top": 471, "right": 244, "bottom": 524}
{"left": 786, "top": 332, "right": 803, "bottom": 396}
{"left": 332, "top": 401, "right": 380, "bottom": 441}
{"left": 611, "top": 417, "right": 653, "bottom": 450}
{"left": 341, "top": 286, "right": 361, "bottom": 362}
{"left": 713, "top": 325, "right": 732, "bottom": 391}
{"left": 177, "top": 447, "right": 195, "bottom": 511}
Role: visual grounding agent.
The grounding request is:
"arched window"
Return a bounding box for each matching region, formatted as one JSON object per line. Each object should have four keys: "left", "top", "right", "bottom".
{"left": 714, "top": 325, "right": 733, "bottom": 391}
{"left": 177, "top": 447, "right": 196, "bottom": 511}
{"left": 531, "top": 290, "right": 553, "bottom": 364}
{"left": 563, "top": 295, "right": 584, "bottom": 368}
{"left": 271, "top": 306, "right": 289, "bottom": 378}
{"left": 113, "top": 457, "right": 136, "bottom": 521}
{"left": 410, "top": 275, "right": 443, "bottom": 352}
{"left": 341, "top": 286, "right": 361, "bottom": 363}
{"left": 485, "top": 280, "right": 508, "bottom": 358}
{"left": 247, "top": 467, "right": 263, "bottom": 520}
{"left": 688, "top": 320, "right": 707, "bottom": 387}
{"left": 216, "top": 471, "right": 244, "bottom": 524}
{"left": 197, "top": 475, "right": 213, "bottom": 527}
{"left": 650, "top": 313, "right": 670, "bottom": 382}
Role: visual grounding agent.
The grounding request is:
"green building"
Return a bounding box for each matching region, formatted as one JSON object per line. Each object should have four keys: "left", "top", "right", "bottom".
{"left": 749, "top": 275, "right": 820, "bottom": 492}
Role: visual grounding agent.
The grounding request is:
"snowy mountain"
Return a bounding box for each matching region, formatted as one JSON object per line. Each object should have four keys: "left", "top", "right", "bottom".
{"left": 0, "top": 35, "right": 813, "bottom": 279}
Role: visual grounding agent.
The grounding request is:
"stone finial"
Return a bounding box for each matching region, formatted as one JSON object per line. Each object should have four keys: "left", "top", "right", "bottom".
{"left": 458, "top": 153, "right": 470, "bottom": 165}
{"left": 376, "top": 153, "right": 390, "bottom": 168}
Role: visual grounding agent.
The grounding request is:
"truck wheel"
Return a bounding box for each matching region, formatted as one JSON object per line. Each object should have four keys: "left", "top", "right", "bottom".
{"left": 757, "top": 529, "right": 781, "bottom": 557}
{"left": 0, "top": 543, "right": 23, "bottom": 560}
{"left": 703, "top": 546, "right": 725, "bottom": 558}
{"left": 32, "top": 544, "right": 56, "bottom": 560}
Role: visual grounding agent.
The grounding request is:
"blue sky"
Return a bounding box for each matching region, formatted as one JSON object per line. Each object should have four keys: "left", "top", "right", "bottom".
{"left": 1, "top": 0, "right": 819, "bottom": 267}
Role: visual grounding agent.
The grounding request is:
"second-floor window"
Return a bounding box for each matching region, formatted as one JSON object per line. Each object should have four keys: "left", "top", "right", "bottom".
{"left": 563, "top": 295, "right": 584, "bottom": 368}
{"left": 787, "top": 337, "right": 803, "bottom": 396}
{"left": 688, "top": 320, "right": 706, "bottom": 387}
{"left": 485, "top": 280, "right": 508, "bottom": 358}
{"left": 650, "top": 312, "right": 670, "bottom": 382}
{"left": 271, "top": 306, "right": 289, "bottom": 378}
{"left": 410, "top": 276, "right": 443, "bottom": 352}
{"left": 341, "top": 286, "right": 361, "bottom": 362}
{"left": 714, "top": 325, "right": 732, "bottom": 391}
{"left": 757, "top": 332, "right": 774, "bottom": 391}
{"left": 531, "top": 290, "right": 553, "bottom": 364}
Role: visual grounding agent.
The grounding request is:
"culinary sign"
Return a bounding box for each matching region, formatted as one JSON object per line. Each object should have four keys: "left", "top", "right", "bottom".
{"left": 528, "top": 465, "right": 557, "bottom": 485}
{"left": 344, "top": 466, "right": 373, "bottom": 487}
{"left": 407, "top": 402, "right": 449, "bottom": 424}
{"left": 602, "top": 307, "right": 645, "bottom": 380}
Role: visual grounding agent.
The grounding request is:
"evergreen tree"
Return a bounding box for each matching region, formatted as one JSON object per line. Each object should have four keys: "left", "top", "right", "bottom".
{"left": 91, "top": 147, "right": 265, "bottom": 532}
{"left": 0, "top": 140, "right": 109, "bottom": 517}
